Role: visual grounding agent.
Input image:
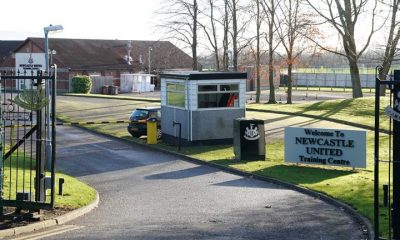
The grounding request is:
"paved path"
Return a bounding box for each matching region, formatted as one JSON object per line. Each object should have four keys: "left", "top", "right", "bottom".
{"left": 28, "top": 126, "right": 365, "bottom": 240}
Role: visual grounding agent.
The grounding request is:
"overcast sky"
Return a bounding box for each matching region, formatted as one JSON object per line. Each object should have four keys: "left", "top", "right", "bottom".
{"left": 0, "top": 0, "right": 163, "bottom": 41}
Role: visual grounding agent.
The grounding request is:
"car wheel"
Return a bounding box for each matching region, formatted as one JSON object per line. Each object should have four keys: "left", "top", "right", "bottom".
{"left": 157, "top": 128, "right": 162, "bottom": 140}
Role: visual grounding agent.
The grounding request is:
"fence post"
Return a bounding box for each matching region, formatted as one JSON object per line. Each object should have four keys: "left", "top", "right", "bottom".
{"left": 0, "top": 80, "right": 3, "bottom": 219}
{"left": 35, "top": 73, "right": 46, "bottom": 203}
{"left": 392, "top": 70, "right": 400, "bottom": 239}
{"left": 333, "top": 70, "right": 336, "bottom": 92}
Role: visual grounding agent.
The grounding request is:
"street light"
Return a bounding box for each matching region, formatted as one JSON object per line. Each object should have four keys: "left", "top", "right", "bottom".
{"left": 50, "top": 50, "right": 56, "bottom": 66}
{"left": 148, "top": 47, "right": 153, "bottom": 74}
{"left": 44, "top": 25, "right": 63, "bottom": 74}
{"left": 44, "top": 24, "right": 63, "bottom": 172}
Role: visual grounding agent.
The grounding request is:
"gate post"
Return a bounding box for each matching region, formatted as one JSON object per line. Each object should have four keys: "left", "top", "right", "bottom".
{"left": 393, "top": 71, "right": 400, "bottom": 238}
{"left": 35, "top": 74, "right": 46, "bottom": 203}
{"left": 0, "top": 81, "right": 3, "bottom": 219}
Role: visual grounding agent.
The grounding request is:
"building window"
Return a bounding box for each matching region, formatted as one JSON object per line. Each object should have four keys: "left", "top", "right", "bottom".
{"left": 167, "top": 82, "right": 185, "bottom": 108}
{"left": 198, "top": 84, "right": 239, "bottom": 109}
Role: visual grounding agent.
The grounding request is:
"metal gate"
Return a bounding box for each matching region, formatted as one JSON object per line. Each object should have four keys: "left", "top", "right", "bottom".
{"left": 0, "top": 69, "right": 56, "bottom": 215}
{"left": 374, "top": 67, "right": 400, "bottom": 239}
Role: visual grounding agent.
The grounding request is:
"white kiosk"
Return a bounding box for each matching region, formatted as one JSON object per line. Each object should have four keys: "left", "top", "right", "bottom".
{"left": 160, "top": 71, "right": 247, "bottom": 145}
{"left": 120, "top": 73, "right": 156, "bottom": 93}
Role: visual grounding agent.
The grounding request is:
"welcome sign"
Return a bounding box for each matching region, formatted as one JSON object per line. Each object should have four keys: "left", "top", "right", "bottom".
{"left": 285, "top": 127, "right": 366, "bottom": 168}
{"left": 15, "top": 53, "right": 45, "bottom": 90}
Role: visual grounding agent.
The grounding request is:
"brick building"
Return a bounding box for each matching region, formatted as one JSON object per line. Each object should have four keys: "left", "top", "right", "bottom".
{"left": 0, "top": 38, "right": 194, "bottom": 92}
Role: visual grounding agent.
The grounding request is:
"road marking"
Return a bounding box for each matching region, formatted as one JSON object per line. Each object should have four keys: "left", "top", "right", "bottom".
{"left": 12, "top": 224, "right": 84, "bottom": 240}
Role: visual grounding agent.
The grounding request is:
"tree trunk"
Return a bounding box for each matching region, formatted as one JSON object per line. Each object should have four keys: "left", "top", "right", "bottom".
{"left": 255, "top": 0, "right": 261, "bottom": 103}
{"left": 232, "top": 0, "right": 238, "bottom": 71}
{"left": 223, "top": 0, "right": 229, "bottom": 71}
{"left": 348, "top": 59, "right": 363, "bottom": 98}
{"left": 267, "top": 52, "right": 276, "bottom": 103}
{"left": 287, "top": 63, "right": 293, "bottom": 104}
{"left": 380, "top": 0, "right": 400, "bottom": 96}
{"left": 267, "top": 23, "right": 276, "bottom": 103}
{"left": 192, "top": 0, "right": 198, "bottom": 70}
{"left": 209, "top": 0, "right": 220, "bottom": 71}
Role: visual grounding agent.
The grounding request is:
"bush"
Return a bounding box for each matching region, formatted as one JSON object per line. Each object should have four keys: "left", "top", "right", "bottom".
{"left": 71, "top": 75, "right": 92, "bottom": 94}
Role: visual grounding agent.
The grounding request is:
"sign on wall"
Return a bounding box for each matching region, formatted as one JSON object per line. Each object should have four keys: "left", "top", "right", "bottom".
{"left": 15, "top": 53, "right": 45, "bottom": 90}
{"left": 284, "top": 127, "right": 366, "bottom": 168}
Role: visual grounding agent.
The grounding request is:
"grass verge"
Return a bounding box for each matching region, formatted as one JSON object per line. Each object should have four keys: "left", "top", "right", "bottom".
{"left": 3, "top": 152, "right": 96, "bottom": 210}
{"left": 64, "top": 93, "right": 160, "bottom": 102}
{"left": 247, "top": 96, "right": 390, "bottom": 132}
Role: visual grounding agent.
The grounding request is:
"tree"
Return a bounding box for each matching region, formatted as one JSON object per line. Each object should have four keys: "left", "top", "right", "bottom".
{"left": 379, "top": 0, "right": 400, "bottom": 95}
{"left": 261, "top": 0, "right": 280, "bottom": 104}
{"left": 157, "top": 0, "right": 199, "bottom": 70}
{"left": 222, "top": 0, "right": 230, "bottom": 70}
{"left": 231, "top": 0, "right": 239, "bottom": 71}
{"left": 199, "top": 0, "right": 221, "bottom": 70}
{"left": 277, "top": 0, "right": 315, "bottom": 104}
{"left": 228, "top": 0, "right": 253, "bottom": 71}
{"left": 255, "top": 0, "right": 262, "bottom": 103}
{"left": 306, "top": 0, "right": 379, "bottom": 98}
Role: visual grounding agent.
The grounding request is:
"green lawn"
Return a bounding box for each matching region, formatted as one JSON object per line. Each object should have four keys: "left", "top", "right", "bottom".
{"left": 289, "top": 86, "right": 378, "bottom": 93}
{"left": 3, "top": 154, "right": 96, "bottom": 209}
{"left": 65, "top": 93, "right": 160, "bottom": 102}
{"left": 57, "top": 96, "right": 392, "bottom": 237}
{"left": 247, "top": 97, "right": 390, "bottom": 132}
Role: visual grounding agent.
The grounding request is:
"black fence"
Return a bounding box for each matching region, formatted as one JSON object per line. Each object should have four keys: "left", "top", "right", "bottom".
{"left": 374, "top": 67, "right": 400, "bottom": 240}
{"left": 0, "top": 70, "right": 56, "bottom": 215}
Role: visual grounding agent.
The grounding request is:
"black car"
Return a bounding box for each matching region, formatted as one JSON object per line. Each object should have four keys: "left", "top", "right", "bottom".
{"left": 127, "top": 107, "right": 162, "bottom": 139}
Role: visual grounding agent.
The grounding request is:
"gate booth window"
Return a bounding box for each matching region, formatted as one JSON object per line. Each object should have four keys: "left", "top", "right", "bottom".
{"left": 198, "top": 84, "right": 239, "bottom": 108}
{"left": 167, "top": 82, "right": 185, "bottom": 108}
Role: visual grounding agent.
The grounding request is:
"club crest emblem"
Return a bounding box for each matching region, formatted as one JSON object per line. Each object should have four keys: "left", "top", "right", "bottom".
{"left": 244, "top": 124, "right": 260, "bottom": 140}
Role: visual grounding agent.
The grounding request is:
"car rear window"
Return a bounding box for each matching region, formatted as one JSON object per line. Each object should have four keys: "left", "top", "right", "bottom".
{"left": 130, "top": 109, "right": 149, "bottom": 120}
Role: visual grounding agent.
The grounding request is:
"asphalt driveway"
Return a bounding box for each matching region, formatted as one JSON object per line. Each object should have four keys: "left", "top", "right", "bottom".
{"left": 34, "top": 126, "right": 366, "bottom": 240}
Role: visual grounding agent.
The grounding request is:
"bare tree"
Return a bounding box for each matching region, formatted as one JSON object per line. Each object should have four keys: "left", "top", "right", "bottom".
{"left": 231, "top": 0, "right": 239, "bottom": 71}
{"left": 199, "top": 0, "right": 221, "bottom": 70}
{"left": 255, "top": 0, "right": 262, "bottom": 103}
{"left": 222, "top": 0, "right": 230, "bottom": 70}
{"left": 306, "top": 0, "right": 379, "bottom": 98}
{"left": 277, "top": 0, "right": 315, "bottom": 104}
{"left": 379, "top": 0, "right": 400, "bottom": 95}
{"left": 228, "top": 0, "right": 253, "bottom": 71}
{"left": 157, "top": 0, "right": 199, "bottom": 70}
{"left": 261, "top": 0, "right": 280, "bottom": 104}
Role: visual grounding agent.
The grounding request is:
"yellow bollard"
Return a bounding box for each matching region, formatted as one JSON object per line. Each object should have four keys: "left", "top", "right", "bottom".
{"left": 147, "top": 118, "right": 157, "bottom": 144}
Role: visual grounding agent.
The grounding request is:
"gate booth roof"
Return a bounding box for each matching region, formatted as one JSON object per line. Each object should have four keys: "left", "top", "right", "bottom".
{"left": 11, "top": 37, "right": 194, "bottom": 71}
{"left": 160, "top": 71, "right": 248, "bottom": 80}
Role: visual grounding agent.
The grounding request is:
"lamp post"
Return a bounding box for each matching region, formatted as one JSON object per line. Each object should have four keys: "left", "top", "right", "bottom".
{"left": 44, "top": 24, "right": 63, "bottom": 172}
{"left": 50, "top": 50, "right": 56, "bottom": 66}
{"left": 44, "top": 25, "right": 63, "bottom": 74}
{"left": 148, "top": 47, "right": 153, "bottom": 74}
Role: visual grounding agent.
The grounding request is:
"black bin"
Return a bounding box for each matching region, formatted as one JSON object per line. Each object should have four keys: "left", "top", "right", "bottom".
{"left": 109, "top": 86, "right": 119, "bottom": 95}
{"left": 102, "top": 85, "right": 109, "bottom": 95}
{"left": 233, "top": 118, "right": 265, "bottom": 161}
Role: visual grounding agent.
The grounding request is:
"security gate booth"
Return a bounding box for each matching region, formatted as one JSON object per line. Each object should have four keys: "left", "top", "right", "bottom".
{"left": 0, "top": 70, "right": 57, "bottom": 216}
{"left": 160, "top": 72, "right": 247, "bottom": 145}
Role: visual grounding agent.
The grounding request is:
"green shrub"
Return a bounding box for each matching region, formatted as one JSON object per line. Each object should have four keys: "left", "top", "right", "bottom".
{"left": 71, "top": 75, "right": 92, "bottom": 94}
